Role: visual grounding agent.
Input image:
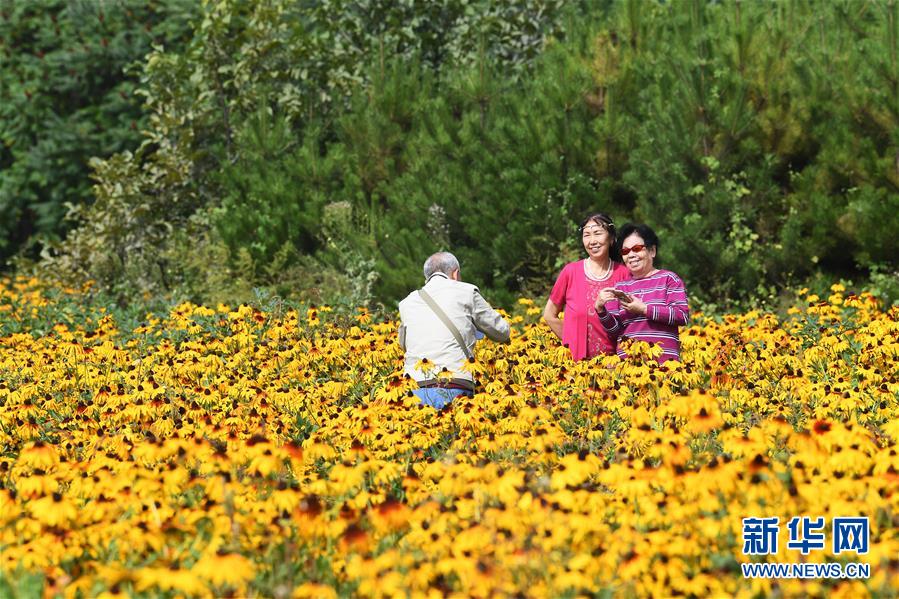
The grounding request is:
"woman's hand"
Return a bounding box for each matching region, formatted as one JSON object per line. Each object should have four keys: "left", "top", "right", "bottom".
{"left": 621, "top": 296, "right": 647, "bottom": 315}
{"left": 595, "top": 287, "right": 617, "bottom": 313}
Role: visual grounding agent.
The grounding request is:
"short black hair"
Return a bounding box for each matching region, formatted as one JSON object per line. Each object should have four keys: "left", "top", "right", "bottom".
{"left": 616, "top": 223, "right": 660, "bottom": 257}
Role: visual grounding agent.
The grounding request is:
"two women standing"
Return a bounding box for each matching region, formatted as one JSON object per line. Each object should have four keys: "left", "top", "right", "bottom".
{"left": 543, "top": 214, "right": 690, "bottom": 363}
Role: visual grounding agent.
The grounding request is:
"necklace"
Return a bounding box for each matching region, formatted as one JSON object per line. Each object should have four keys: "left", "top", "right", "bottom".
{"left": 584, "top": 258, "right": 612, "bottom": 281}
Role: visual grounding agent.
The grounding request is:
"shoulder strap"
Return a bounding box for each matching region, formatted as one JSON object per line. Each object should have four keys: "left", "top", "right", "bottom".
{"left": 418, "top": 289, "right": 473, "bottom": 360}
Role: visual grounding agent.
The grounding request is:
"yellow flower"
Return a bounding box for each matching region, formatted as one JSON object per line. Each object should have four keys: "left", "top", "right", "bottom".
{"left": 339, "top": 523, "right": 371, "bottom": 554}
{"left": 27, "top": 492, "right": 77, "bottom": 527}
{"left": 192, "top": 552, "right": 256, "bottom": 587}
{"left": 1, "top": 275, "right": 897, "bottom": 598}
{"left": 135, "top": 566, "right": 209, "bottom": 596}
{"left": 458, "top": 357, "right": 487, "bottom": 377}
{"left": 14, "top": 471, "right": 58, "bottom": 499}
{"left": 0, "top": 489, "right": 19, "bottom": 524}
{"left": 369, "top": 497, "right": 411, "bottom": 533}
{"left": 18, "top": 440, "right": 58, "bottom": 470}
{"left": 414, "top": 358, "right": 437, "bottom": 376}
{"left": 293, "top": 582, "right": 338, "bottom": 599}
{"left": 551, "top": 450, "right": 601, "bottom": 490}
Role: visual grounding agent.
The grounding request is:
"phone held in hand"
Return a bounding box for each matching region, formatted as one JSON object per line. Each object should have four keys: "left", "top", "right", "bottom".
{"left": 612, "top": 289, "right": 633, "bottom": 303}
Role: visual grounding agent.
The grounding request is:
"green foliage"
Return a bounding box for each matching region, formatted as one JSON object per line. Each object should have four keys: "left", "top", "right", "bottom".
{"left": 0, "top": 566, "right": 45, "bottom": 599}
{"left": 213, "top": 107, "right": 322, "bottom": 264}
{"left": 383, "top": 40, "right": 607, "bottom": 303}
{"left": 589, "top": 0, "right": 898, "bottom": 304}
{"left": 0, "top": 0, "right": 196, "bottom": 265}
{"left": 866, "top": 264, "right": 899, "bottom": 307}
{"left": 19, "top": 0, "right": 899, "bottom": 309}
{"left": 205, "top": 39, "right": 607, "bottom": 305}
{"left": 32, "top": 0, "right": 576, "bottom": 307}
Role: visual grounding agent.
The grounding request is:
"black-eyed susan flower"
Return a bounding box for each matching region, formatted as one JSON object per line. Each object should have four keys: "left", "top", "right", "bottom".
{"left": 27, "top": 492, "right": 77, "bottom": 527}
{"left": 192, "top": 552, "right": 256, "bottom": 588}
{"left": 1, "top": 277, "right": 897, "bottom": 597}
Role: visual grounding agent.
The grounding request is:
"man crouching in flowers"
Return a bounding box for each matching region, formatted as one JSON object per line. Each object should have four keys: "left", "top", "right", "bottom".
{"left": 398, "top": 252, "right": 511, "bottom": 409}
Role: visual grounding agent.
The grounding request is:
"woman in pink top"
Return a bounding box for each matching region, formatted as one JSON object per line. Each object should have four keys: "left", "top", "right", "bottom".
{"left": 595, "top": 223, "right": 690, "bottom": 363}
{"left": 543, "top": 213, "right": 630, "bottom": 360}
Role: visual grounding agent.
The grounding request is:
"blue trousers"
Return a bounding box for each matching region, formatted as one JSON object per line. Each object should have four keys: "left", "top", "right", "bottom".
{"left": 413, "top": 387, "right": 473, "bottom": 409}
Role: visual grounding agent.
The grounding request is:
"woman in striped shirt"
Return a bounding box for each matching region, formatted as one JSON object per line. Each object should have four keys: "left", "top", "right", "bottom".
{"left": 595, "top": 223, "right": 690, "bottom": 363}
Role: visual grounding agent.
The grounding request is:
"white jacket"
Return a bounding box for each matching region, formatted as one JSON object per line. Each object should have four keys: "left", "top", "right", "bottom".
{"left": 398, "top": 273, "right": 510, "bottom": 386}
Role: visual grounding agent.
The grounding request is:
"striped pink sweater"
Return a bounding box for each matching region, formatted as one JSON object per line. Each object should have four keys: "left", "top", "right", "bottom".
{"left": 598, "top": 270, "right": 690, "bottom": 363}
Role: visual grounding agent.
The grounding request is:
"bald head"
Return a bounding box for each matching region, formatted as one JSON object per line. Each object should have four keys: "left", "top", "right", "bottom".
{"left": 423, "top": 252, "right": 461, "bottom": 281}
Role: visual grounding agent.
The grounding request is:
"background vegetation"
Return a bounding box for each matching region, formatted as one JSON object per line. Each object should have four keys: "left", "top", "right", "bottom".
{"left": 2, "top": 0, "right": 898, "bottom": 310}
{"left": 0, "top": 0, "right": 196, "bottom": 262}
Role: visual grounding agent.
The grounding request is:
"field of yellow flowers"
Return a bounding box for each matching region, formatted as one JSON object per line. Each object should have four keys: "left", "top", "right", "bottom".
{"left": 0, "top": 277, "right": 897, "bottom": 598}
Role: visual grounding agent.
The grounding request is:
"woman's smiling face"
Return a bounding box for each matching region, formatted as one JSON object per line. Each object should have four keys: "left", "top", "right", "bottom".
{"left": 581, "top": 220, "right": 611, "bottom": 260}
{"left": 620, "top": 232, "right": 656, "bottom": 277}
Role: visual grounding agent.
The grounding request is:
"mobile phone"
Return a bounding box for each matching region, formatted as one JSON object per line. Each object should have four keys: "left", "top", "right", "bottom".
{"left": 612, "top": 289, "right": 633, "bottom": 303}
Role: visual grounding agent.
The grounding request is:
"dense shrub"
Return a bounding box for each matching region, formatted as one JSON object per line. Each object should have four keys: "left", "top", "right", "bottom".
{"left": 16, "top": 0, "right": 899, "bottom": 308}
{"left": 0, "top": 0, "right": 196, "bottom": 265}
{"left": 32, "top": 0, "right": 575, "bottom": 307}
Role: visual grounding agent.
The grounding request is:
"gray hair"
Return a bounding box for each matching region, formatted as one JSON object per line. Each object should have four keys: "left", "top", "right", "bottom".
{"left": 423, "top": 252, "right": 460, "bottom": 280}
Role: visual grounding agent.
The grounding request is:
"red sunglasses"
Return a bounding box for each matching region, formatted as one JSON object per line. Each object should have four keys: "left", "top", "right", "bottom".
{"left": 620, "top": 244, "right": 646, "bottom": 256}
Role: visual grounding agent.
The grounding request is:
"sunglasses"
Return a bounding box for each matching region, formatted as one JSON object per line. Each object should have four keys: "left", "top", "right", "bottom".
{"left": 620, "top": 244, "right": 646, "bottom": 256}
